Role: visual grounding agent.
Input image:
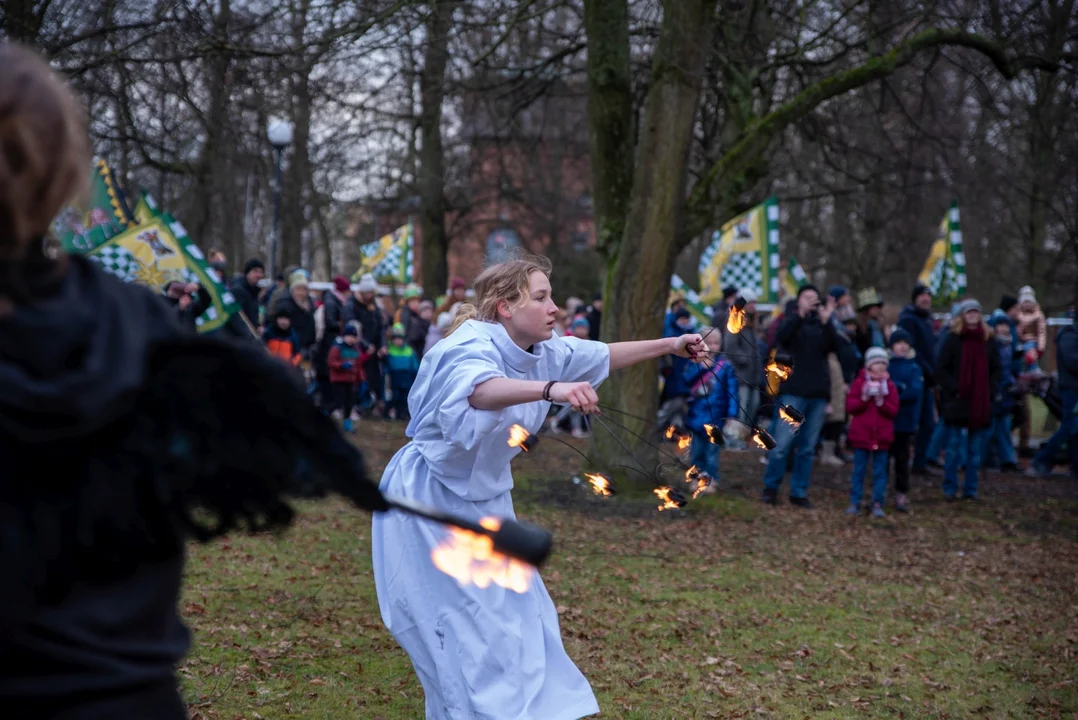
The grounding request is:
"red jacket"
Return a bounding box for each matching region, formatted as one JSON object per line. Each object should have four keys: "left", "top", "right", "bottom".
{"left": 845, "top": 370, "right": 900, "bottom": 451}
{"left": 327, "top": 342, "right": 371, "bottom": 385}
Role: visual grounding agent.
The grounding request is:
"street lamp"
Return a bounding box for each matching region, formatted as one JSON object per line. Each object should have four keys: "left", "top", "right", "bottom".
{"left": 267, "top": 118, "right": 294, "bottom": 280}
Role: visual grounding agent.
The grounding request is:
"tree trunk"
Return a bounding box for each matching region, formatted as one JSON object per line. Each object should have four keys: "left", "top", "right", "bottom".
{"left": 281, "top": 0, "right": 314, "bottom": 272}
{"left": 3, "top": 0, "right": 42, "bottom": 42}
{"left": 191, "top": 0, "right": 232, "bottom": 248}
{"left": 418, "top": 0, "right": 454, "bottom": 295}
{"left": 592, "top": 0, "right": 717, "bottom": 480}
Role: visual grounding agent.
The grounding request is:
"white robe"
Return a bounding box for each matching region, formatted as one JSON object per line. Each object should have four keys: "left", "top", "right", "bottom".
{"left": 372, "top": 319, "right": 609, "bottom": 720}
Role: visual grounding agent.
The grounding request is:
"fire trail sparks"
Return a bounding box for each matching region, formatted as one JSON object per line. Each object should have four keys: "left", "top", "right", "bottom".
{"left": 654, "top": 486, "right": 688, "bottom": 511}
{"left": 765, "top": 359, "right": 791, "bottom": 382}
{"left": 779, "top": 404, "right": 805, "bottom": 428}
{"left": 584, "top": 473, "right": 615, "bottom": 497}
{"left": 664, "top": 425, "right": 692, "bottom": 452}
{"left": 430, "top": 517, "right": 534, "bottom": 593}
{"left": 507, "top": 424, "right": 539, "bottom": 451}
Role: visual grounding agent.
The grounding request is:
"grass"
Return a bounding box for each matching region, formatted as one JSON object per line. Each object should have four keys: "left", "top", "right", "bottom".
{"left": 183, "top": 424, "right": 1078, "bottom": 719}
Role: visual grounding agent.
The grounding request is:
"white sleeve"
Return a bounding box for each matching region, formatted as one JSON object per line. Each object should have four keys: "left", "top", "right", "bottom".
{"left": 555, "top": 336, "right": 611, "bottom": 388}
{"left": 432, "top": 340, "right": 507, "bottom": 450}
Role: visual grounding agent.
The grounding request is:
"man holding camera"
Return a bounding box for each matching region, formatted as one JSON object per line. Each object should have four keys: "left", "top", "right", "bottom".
{"left": 762, "top": 285, "right": 840, "bottom": 508}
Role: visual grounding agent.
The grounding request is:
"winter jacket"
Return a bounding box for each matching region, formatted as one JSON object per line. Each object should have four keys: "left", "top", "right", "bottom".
{"left": 683, "top": 359, "right": 739, "bottom": 433}
{"left": 934, "top": 327, "right": 1001, "bottom": 428}
{"left": 271, "top": 294, "right": 316, "bottom": 354}
{"left": 349, "top": 298, "right": 385, "bottom": 352}
{"left": 897, "top": 304, "right": 938, "bottom": 386}
{"left": 406, "top": 314, "right": 431, "bottom": 359}
{"left": 662, "top": 317, "right": 694, "bottom": 398}
{"left": 774, "top": 312, "right": 841, "bottom": 399}
{"left": 0, "top": 256, "right": 384, "bottom": 718}
{"left": 888, "top": 354, "right": 924, "bottom": 433}
{"left": 228, "top": 275, "right": 261, "bottom": 328}
{"left": 587, "top": 306, "right": 602, "bottom": 341}
{"left": 846, "top": 370, "right": 900, "bottom": 451}
{"left": 385, "top": 343, "right": 420, "bottom": 390}
{"left": 721, "top": 314, "right": 762, "bottom": 387}
{"left": 993, "top": 339, "right": 1017, "bottom": 415}
{"left": 164, "top": 288, "right": 212, "bottom": 332}
{"left": 826, "top": 354, "right": 848, "bottom": 423}
{"left": 314, "top": 291, "right": 353, "bottom": 371}
{"left": 1056, "top": 325, "right": 1078, "bottom": 394}
{"left": 1016, "top": 307, "right": 1047, "bottom": 352}
{"left": 262, "top": 325, "right": 302, "bottom": 367}
{"left": 327, "top": 339, "right": 371, "bottom": 385}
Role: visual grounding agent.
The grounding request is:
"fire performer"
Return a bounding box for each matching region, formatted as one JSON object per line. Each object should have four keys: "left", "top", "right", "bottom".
{"left": 0, "top": 44, "right": 389, "bottom": 717}
{"left": 372, "top": 253, "right": 708, "bottom": 719}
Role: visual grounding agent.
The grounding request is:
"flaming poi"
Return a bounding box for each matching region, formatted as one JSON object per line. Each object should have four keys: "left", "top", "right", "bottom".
{"left": 726, "top": 305, "right": 746, "bottom": 334}
{"left": 703, "top": 423, "right": 724, "bottom": 445}
{"left": 654, "top": 486, "right": 688, "bottom": 511}
{"left": 684, "top": 465, "right": 701, "bottom": 484}
{"left": 664, "top": 425, "right": 692, "bottom": 451}
{"left": 765, "top": 359, "right": 791, "bottom": 382}
{"left": 507, "top": 424, "right": 539, "bottom": 452}
{"left": 691, "top": 472, "right": 713, "bottom": 499}
{"left": 778, "top": 405, "right": 804, "bottom": 429}
{"left": 752, "top": 428, "right": 777, "bottom": 450}
{"left": 430, "top": 517, "right": 534, "bottom": 593}
{"left": 584, "top": 473, "right": 615, "bottom": 497}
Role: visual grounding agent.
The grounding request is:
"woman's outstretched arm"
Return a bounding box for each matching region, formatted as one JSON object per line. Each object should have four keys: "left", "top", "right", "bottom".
{"left": 470, "top": 378, "right": 599, "bottom": 412}
{"left": 608, "top": 333, "right": 707, "bottom": 371}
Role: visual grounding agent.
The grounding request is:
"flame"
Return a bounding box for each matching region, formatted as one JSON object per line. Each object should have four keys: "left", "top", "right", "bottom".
{"left": 752, "top": 428, "right": 777, "bottom": 450}
{"left": 654, "top": 486, "right": 687, "bottom": 511}
{"left": 685, "top": 465, "right": 700, "bottom": 483}
{"left": 726, "top": 306, "right": 745, "bottom": 334}
{"left": 691, "top": 472, "right": 713, "bottom": 499}
{"left": 584, "top": 473, "right": 614, "bottom": 497}
{"left": 676, "top": 434, "right": 691, "bottom": 451}
{"left": 704, "top": 423, "right": 723, "bottom": 444}
{"left": 507, "top": 424, "right": 531, "bottom": 450}
{"left": 779, "top": 406, "right": 802, "bottom": 429}
{"left": 665, "top": 426, "right": 678, "bottom": 440}
{"left": 430, "top": 516, "right": 534, "bottom": 593}
{"left": 766, "top": 360, "right": 791, "bottom": 381}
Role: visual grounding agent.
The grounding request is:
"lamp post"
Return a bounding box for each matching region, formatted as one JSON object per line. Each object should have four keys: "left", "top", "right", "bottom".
{"left": 266, "top": 118, "right": 294, "bottom": 281}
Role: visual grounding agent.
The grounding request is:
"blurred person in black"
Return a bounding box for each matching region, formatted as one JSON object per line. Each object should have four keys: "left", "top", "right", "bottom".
{"left": 0, "top": 42, "right": 386, "bottom": 719}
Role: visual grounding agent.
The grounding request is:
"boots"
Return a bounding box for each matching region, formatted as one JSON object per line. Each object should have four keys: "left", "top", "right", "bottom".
{"left": 820, "top": 441, "right": 845, "bottom": 467}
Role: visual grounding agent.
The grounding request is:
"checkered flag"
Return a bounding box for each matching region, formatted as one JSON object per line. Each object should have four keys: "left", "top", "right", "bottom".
{"left": 89, "top": 244, "right": 139, "bottom": 283}
{"left": 720, "top": 252, "right": 764, "bottom": 297}
{"left": 356, "top": 224, "right": 415, "bottom": 283}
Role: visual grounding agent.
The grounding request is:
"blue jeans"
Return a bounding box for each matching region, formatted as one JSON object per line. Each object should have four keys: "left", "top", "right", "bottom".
{"left": 763, "top": 395, "right": 829, "bottom": 499}
{"left": 984, "top": 414, "right": 1017, "bottom": 467}
{"left": 926, "top": 420, "right": 949, "bottom": 464}
{"left": 912, "top": 389, "right": 936, "bottom": 469}
{"left": 690, "top": 429, "right": 719, "bottom": 480}
{"left": 850, "top": 448, "right": 889, "bottom": 507}
{"left": 1032, "top": 389, "right": 1078, "bottom": 476}
{"left": 943, "top": 425, "right": 989, "bottom": 498}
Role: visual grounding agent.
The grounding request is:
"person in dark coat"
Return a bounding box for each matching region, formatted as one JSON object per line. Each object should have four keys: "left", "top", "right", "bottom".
{"left": 228, "top": 257, "right": 265, "bottom": 329}
{"left": 271, "top": 270, "right": 317, "bottom": 358}
{"left": 1027, "top": 322, "right": 1078, "bottom": 477}
{"left": 721, "top": 288, "right": 763, "bottom": 437}
{"left": 349, "top": 273, "right": 387, "bottom": 413}
{"left": 162, "top": 280, "right": 212, "bottom": 332}
{"left": 898, "top": 283, "right": 940, "bottom": 475}
{"left": 0, "top": 43, "right": 386, "bottom": 720}
{"left": 313, "top": 276, "right": 355, "bottom": 402}
{"left": 586, "top": 292, "right": 602, "bottom": 341}
{"left": 934, "top": 299, "right": 1000, "bottom": 500}
{"left": 761, "top": 285, "right": 839, "bottom": 508}
{"left": 887, "top": 328, "right": 923, "bottom": 512}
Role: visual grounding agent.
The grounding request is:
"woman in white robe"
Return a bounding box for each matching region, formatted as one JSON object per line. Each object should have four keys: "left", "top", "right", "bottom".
{"left": 372, "top": 255, "right": 708, "bottom": 720}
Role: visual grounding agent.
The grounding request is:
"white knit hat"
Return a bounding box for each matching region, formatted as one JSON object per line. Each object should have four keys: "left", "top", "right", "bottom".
{"left": 1018, "top": 285, "right": 1036, "bottom": 305}
{"left": 738, "top": 287, "right": 758, "bottom": 303}
{"left": 864, "top": 346, "right": 889, "bottom": 368}
{"left": 356, "top": 273, "right": 378, "bottom": 293}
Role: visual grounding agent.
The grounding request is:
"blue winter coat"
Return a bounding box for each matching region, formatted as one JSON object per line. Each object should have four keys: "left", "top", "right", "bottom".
{"left": 888, "top": 354, "right": 924, "bottom": 433}
{"left": 897, "top": 304, "right": 937, "bottom": 387}
{"left": 683, "top": 359, "right": 738, "bottom": 433}
{"left": 993, "top": 338, "right": 1017, "bottom": 415}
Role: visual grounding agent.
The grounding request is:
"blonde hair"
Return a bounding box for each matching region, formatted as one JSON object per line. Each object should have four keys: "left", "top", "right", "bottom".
{"left": 446, "top": 252, "right": 552, "bottom": 336}
{"left": 949, "top": 314, "right": 990, "bottom": 339}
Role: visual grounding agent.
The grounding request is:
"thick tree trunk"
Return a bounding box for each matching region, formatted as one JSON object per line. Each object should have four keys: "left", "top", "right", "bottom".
{"left": 592, "top": 0, "right": 717, "bottom": 480}
{"left": 191, "top": 0, "right": 231, "bottom": 248}
{"left": 418, "top": 0, "right": 454, "bottom": 295}
{"left": 281, "top": 0, "right": 314, "bottom": 272}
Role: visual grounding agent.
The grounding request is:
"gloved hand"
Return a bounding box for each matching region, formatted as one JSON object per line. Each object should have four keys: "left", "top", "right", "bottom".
{"left": 341, "top": 361, "right": 354, "bottom": 370}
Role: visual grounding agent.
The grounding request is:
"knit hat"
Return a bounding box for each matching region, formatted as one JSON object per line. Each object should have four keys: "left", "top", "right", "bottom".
{"left": 570, "top": 317, "right": 590, "bottom": 332}
{"left": 333, "top": 275, "right": 350, "bottom": 293}
{"left": 390, "top": 322, "right": 406, "bottom": 337}
{"left": 911, "top": 283, "right": 932, "bottom": 303}
{"left": 419, "top": 299, "right": 434, "bottom": 311}
{"left": 956, "top": 298, "right": 983, "bottom": 316}
{"left": 856, "top": 287, "right": 883, "bottom": 311}
{"left": 450, "top": 276, "right": 466, "bottom": 290}
{"left": 355, "top": 274, "right": 377, "bottom": 293}
{"left": 889, "top": 327, "right": 912, "bottom": 348}
{"left": 828, "top": 285, "right": 848, "bottom": 301}
{"left": 864, "top": 346, "right": 889, "bottom": 368}
{"left": 243, "top": 257, "right": 265, "bottom": 275}
{"left": 987, "top": 310, "right": 1010, "bottom": 329}
{"left": 674, "top": 308, "right": 691, "bottom": 320}
{"left": 1018, "top": 285, "right": 1036, "bottom": 305}
{"left": 738, "top": 287, "right": 758, "bottom": 303}
{"left": 342, "top": 321, "right": 359, "bottom": 338}
{"left": 999, "top": 294, "right": 1018, "bottom": 313}
{"left": 403, "top": 286, "right": 422, "bottom": 300}
{"left": 288, "top": 270, "right": 308, "bottom": 289}
{"left": 722, "top": 286, "right": 738, "bottom": 301}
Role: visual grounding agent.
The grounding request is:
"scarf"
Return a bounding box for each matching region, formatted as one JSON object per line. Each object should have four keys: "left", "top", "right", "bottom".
{"left": 958, "top": 326, "right": 991, "bottom": 429}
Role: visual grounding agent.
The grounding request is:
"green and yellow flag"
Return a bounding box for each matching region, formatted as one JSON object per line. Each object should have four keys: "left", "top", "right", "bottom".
{"left": 352, "top": 223, "right": 415, "bottom": 284}
{"left": 669, "top": 273, "right": 712, "bottom": 325}
{"left": 53, "top": 158, "right": 134, "bottom": 251}
{"left": 917, "top": 200, "right": 966, "bottom": 306}
{"left": 130, "top": 190, "right": 163, "bottom": 227}
{"left": 697, "top": 197, "right": 780, "bottom": 304}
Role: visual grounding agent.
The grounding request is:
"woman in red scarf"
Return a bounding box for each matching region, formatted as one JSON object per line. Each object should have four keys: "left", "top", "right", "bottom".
{"left": 934, "top": 299, "right": 1001, "bottom": 501}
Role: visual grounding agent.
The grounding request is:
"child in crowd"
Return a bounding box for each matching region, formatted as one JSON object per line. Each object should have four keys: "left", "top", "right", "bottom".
{"left": 385, "top": 323, "right": 420, "bottom": 421}
{"left": 548, "top": 318, "right": 593, "bottom": 438}
{"left": 887, "top": 329, "right": 923, "bottom": 512}
{"left": 986, "top": 313, "right": 1019, "bottom": 471}
{"left": 683, "top": 332, "right": 738, "bottom": 489}
{"left": 1015, "top": 285, "right": 1047, "bottom": 372}
{"left": 263, "top": 308, "right": 302, "bottom": 368}
{"left": 327, "top": 321, "right": 370, "bottom": 432}
{"left": 846, "top": 347, "right": 900, "bottom": 517}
